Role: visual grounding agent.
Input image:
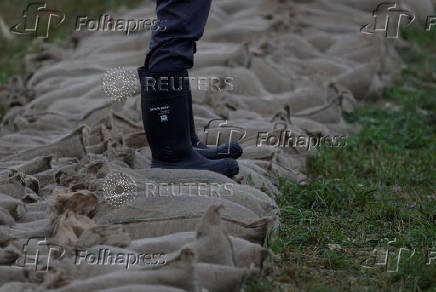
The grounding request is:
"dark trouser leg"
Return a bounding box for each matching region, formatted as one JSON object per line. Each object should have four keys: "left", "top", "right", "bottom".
{"left": 145, "top": 0, "right": 213, "bottom": 147}
{"left": 141, "top": 0, "right": 242, "bottom": 162}
{"left": 145, "top": 0, "right": 212, "bottom": 72}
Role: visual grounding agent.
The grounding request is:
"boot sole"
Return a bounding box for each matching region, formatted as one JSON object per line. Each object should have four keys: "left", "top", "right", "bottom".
{"left": 151, "top": 159, "right": 239, "bottom": 178}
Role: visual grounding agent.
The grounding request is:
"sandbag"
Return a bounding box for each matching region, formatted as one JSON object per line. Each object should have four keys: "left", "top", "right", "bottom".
{"left": 52, "top": 248, "right": 200, "bottom": 292}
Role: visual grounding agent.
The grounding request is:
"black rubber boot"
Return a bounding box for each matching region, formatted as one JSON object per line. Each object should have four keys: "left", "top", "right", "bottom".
{"left": 186, "top": 87, "right": 243, "bottom": 160}
{"left": 138, "top": 67, "right": 239, "bottom": 177}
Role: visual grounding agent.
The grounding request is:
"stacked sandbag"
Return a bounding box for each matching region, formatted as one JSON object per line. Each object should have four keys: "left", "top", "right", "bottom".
{"left": 12, "top": 200, "right": 262, "bottom": 291}
{"left": 0, "top": 0, "right": 413, "bottom": 290}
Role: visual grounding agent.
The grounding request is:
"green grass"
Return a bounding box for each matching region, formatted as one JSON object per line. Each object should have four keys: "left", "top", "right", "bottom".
{"left": 245, "top": 27, "right": 436, "bottom": 292}
{"left": 0, "top": 0, "right": 146, "bottom": 84}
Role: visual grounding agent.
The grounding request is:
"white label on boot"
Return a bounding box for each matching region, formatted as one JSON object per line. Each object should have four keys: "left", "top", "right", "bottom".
{"left": 160, "top": 115, "right": 168, "bottom": 122}
{"left": 150, "top": 105, "right": 170, "bottom": 122}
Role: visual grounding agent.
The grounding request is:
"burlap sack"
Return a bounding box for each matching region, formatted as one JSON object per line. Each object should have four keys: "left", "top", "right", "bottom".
{"left": 95, "top": 285, "right": 186, "bottom": 292}
{"left": 195, "top": 263, "right": 255, "bottom": 292}
{"left": 52, "top": 248, "right": 200, "bottom": 292}
{"left": 183, "top": 205, "right": 234, "bottom": 266}
{"left": 0, "top": 267, "right": 26, "bottom": 285}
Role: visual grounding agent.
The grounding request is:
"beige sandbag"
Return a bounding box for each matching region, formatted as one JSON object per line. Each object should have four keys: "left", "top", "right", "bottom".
{"left": 52, "top": 248, "right": 200, "bottom": 292}
{"left": 0, "top": 193, "right": 25, "bottom": 221}
{"left": 39, "top": 247, "right": 146, "bottom": 287}
{"left": 184, "top": 205, "right": 234, "bottom": 266}
{"left": 110, "top": 214, "right": 272, "bottom": 245}
{"left": 235, "top": 160, "right": 281, "bottom": 198}
{"left": 1, "top": 127, "right": 87, "bottom": 162}
{"left": 231, "top": 236, "right": 270, "bottom": 268}
{"left": 290, "top": 58, "right": 350, "bottom": 77}
{"left": 48, "top": 190, "right": 99, "bottom": 245}
{"left": 95, "top": 285, "right": 186, "bottom": 292}
{"left": 17, "top": 211, "right": 47, "bottom": 223}
{"left": 0, "top": 174, "right": 26, "bottom": 200}
{"left": 333, "top": 63, "right": 375, "bottom": 100}
{"left": 0, "top": 246, "right": 21, "bottom": 265}
{"left": 11, "top": 156, "right": 52, "bottom": 175}
{"left": 196, "top": 263, "right": 255, "bottom": 292}
{"left": 93, "top": 187, "right": 261, "bottom": 227}
{"left": 28, "top": 62, "right": 106, "bottom": 90}
{"left": 50, "top": 211, "right": 96, "bottom": 246}
{"left": 194, "top": 42, "right": 250, "bottom": 68}
{"left": 129, "top": 232, "right": 194, "bottom": 254}
{"left": 0, "top": 209, "right": 15, "bottom": 226}
{"left": 76, "top": 225, "right": 131, "bottom": 248}
{"left": 0, "top": 227, "right": 15, "bottom": 247}
{"left": 205, "top": 17, "right": 270, "bottom": 43}
{"left": 0, "top": 281, "right": 38, "bottom": 292}
{"left": 9, "top": 219, "right": 51, "bottom": 239}
{"left": 49, "top": 190, "right": 98, "bottom": 219}
{"left": 250, "top": 57, "right": 296, "bottom": 94}
{"left": 307, "top": 33, "right": 337, "bottom": 52}
{"left": 0, "top": 266, "right": 26, "bottom": 285}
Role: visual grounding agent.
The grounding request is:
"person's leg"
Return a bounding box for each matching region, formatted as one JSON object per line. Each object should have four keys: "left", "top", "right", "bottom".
{"left": 146, "top": 0, "right": 212, "bottom": 72}
{"left": 145, "top": 0, "right": 242, "bottom": 159}
{"left": 137, "top": 0, "right": 239, "bottom": 176}
{"left": 138, "top": 68, "right": 238, "bottom": 177}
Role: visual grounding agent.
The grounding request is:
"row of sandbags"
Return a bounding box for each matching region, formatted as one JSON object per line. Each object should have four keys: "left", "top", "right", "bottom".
{"left": 1, "top": 0, "right": 433, "bottom": 290}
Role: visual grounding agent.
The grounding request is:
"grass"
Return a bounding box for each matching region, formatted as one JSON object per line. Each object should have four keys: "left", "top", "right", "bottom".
{"left": 1, "top": 2, "right": 435, "bottom": 291}
{"left": 0, "top": 0, "right": 146, "bottom": 84}
{"left": 245, "top": 27, "right": 436, "bottom": 291}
